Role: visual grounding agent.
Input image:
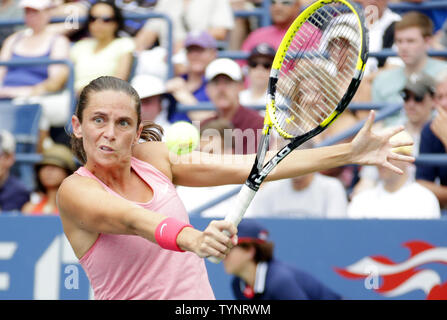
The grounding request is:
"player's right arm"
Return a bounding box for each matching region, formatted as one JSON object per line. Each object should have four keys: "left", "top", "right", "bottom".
{"left": 57, "top": 174, "right": 236, "bottom": 259}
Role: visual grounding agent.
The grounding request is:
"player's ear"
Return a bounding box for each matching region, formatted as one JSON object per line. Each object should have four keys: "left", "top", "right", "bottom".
{"left": 134, "top": 123, "right": 144, "bottom": 145}
{"left": 72, "top": 115, "right": 82, "bottom": 139}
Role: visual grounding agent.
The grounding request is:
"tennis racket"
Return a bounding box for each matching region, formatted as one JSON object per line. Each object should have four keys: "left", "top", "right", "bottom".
{"left": 208, "top": 0, "right": 368, "bottom": 263}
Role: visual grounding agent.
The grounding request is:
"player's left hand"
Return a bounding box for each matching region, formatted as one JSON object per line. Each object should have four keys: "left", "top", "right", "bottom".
{"left": 350, "top": 110, "right": 414, "bottom": 174}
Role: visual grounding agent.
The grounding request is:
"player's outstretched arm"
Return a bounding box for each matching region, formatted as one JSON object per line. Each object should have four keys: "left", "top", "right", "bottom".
{"left": 268, "top": 110, "right": 415, "bottom": 181}
{"left": 169, "top": 111, "right": 414, "bottom": 187}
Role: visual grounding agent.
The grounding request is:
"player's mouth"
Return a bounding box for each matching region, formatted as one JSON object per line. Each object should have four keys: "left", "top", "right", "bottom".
{"left": 99, "top": 145, "right": 114, "bottom": 152}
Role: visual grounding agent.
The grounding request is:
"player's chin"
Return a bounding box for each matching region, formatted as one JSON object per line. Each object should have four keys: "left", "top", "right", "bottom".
{"left": 93, "top": 151, "right": 123, "bottom": 166}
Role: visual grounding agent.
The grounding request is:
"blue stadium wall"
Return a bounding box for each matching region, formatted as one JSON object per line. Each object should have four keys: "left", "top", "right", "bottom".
{"left": 1, "top": 215, "right": 446, "bottom": 300}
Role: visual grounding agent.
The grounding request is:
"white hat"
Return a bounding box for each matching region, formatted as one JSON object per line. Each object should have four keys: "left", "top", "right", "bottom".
{"left": 19, "top": 0, "right": 53, "bottom": 10}
{"left": 205, "top": 58, "right": 243, "bottom": 82}
{"left": 131, "top": 75, "right": 166, "bottom": 100}
{"left": 0, "top": 130, "right": 16, "bottom": 155}
{"left": 326, "top": 23, "right": 360, "bottom": 49}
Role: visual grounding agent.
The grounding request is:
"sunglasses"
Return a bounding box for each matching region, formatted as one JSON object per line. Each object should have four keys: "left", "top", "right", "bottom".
{"left": 89, "top": 16, "right": 116, "bottom": 23}
{"left": 401, "top": 90, "right": 425, "bottom": 103}
{"left": 248, "top": 60, "right": 272, "bottom": 69}
{"left": 271, "top": 0, "right": 296, "bottom": 5}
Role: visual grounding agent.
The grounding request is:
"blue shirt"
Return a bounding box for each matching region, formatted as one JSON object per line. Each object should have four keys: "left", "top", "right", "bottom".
{"left": 2, "top": 32, "right": 55, "bottom": 87}
{"left": 181, "top": 74, "right": 209, "bottom": 102}
{"left": 231, "top": 259, "right": 342, "bottom": 300}
{"left": 0, "top": 174, "right": 30, "bottom": 212}
{"left": 416, "top": 121, "right": 447, "bottom": 186}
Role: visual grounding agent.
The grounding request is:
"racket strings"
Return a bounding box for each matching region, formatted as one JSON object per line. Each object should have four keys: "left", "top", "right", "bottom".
{"left": 273, "top": 2, "right": 360, "bottom": 138}
{"left": 278, "top": 66, "right": 336, "bottom": 133}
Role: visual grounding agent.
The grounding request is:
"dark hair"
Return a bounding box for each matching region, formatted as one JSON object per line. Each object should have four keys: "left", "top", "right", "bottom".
{"left": 239, "top": 241, "right": 274, "bottom": 263}
{"left": 71, "top": 76, "right": 163, "bottom": 164}
{"left": 395, "top": 11, "right": 433, "bottom": 38}
{"left": 69, "top": 0, "right": 125, "bottom": 42}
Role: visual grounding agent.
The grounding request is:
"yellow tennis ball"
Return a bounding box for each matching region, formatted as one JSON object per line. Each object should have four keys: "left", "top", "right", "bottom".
{"left": 165, "top": 121, "right": 200, "bottom": 155}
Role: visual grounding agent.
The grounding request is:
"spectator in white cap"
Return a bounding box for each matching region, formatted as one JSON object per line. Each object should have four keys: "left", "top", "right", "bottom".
{"left": 0, "top": 130, "right": 30, "bottom": 213}
{"left": 202, "top": 58, "right": 263, "bottom": 154}
{"left": 131, "top": 74, "right": 191, "bottom": 131}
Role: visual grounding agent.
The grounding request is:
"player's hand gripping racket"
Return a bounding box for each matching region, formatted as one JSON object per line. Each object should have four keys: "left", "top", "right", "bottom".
{"left": 208, "top": 0, "right": 368, "bottom": 263}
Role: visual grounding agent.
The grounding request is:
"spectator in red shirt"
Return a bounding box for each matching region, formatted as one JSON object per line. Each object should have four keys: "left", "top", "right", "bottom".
{"left": 241, "top": 0, "right": 321, "bottom": 63}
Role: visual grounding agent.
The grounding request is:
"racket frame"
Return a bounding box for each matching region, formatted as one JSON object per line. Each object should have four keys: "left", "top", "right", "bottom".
{"left": 207, "top": 0, "right": 368, "bottom": 263}
{"left": 246, "top": 0, "right": 369, "bottom": 192}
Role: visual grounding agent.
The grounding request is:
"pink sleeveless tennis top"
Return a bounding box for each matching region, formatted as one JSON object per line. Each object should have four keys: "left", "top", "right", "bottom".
{"left": 75, "top": 157, "right": 215, "bottom": 300}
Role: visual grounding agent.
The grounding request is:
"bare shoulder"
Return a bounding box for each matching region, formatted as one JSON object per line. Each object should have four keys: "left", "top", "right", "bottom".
{"left": 57, "top": 174, "right": 104, "bottom": 259}
{"left": 1, "top": 31, "right": 20, "bottom": 54}
{"left": 57, "top": 174, "right": 103, "bottom": 215}
{"left": 132, "top": 141, "right": 173, "bottom": 181}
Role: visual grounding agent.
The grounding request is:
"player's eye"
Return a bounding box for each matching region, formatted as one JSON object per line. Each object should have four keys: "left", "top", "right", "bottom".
{"left": 119, "top": 119, "right": 130, "bottom": 127}
{"left": 93, "top": 117, "right": 104, "bottom": 124}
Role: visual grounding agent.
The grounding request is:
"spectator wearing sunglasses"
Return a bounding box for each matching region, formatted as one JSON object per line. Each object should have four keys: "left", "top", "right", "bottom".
{"left": 371, "top": 12, "right": 447, "bottom": 126}
{"left": 416, "top": 70, "right": 447, "bottom": 210}
{"left": 70, "top": 0, "right": 135, "bottom": 95}
{"left": 352, "top": 73, "right": 436, "bottom": 197}
{"left": 239, "top": 43, "right": 274, "bottom": 112}
{"left": 400, "top": 73, "right": 436, "bottom": 154}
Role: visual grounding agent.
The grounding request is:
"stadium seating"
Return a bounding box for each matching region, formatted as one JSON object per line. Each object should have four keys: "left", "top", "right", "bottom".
{"left": 0, "top": 101, "right": 41, "bottom": 189}
{"left": 0, "top": 100, "right": 41, "bottom": 153}
{"left": 1, "top": 1, "right": 447, "bottom": 209}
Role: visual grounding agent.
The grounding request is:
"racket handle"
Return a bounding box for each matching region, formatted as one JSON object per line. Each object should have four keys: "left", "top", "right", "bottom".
{"left": 207, "top": 185, "right": 257, "bottom": 264}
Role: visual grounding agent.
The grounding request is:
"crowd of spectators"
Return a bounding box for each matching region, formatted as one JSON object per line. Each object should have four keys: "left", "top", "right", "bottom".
{"left": 1, "top": 0, "right": 447, "bottom": 219}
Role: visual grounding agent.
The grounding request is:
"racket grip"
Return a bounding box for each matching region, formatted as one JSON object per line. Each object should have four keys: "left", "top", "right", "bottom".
{"left": 207, "top": 185, "right": 257, "bottom": 264}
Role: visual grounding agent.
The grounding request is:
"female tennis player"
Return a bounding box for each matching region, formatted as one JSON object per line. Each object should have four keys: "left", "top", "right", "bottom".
{"left": 57, "top": 76, "right": 413, "bottom": 300}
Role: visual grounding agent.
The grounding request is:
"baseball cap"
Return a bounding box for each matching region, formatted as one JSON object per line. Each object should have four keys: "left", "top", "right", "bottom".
{"left": 326, "top": 23, "right": 360, "bottom": 49}
{"left": 184, "top": 30, "right": 217, "bottom": 49}
{"left": 237, "top": 220, "right": 270, "bottom": 244}
{"left": 0, "top": 130, "right": 16, "bottom": 155}
{"left": 19, "top": 0, "right": 53, "bottom": 10}
{"left": 402, "top": 73, "right": 436, "bottom": 99}
{"left": 36, "top": 144, "right": 77, "bottom": 172}
{"left": 131, "top": 74, "right": 166, "bottom": 100}
{"left": 205, "top": 58, "right": 243, "bottom": 82}
{"left": 248, "top": 43, "right": 276, "bottom": 62}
